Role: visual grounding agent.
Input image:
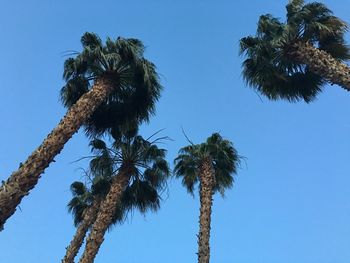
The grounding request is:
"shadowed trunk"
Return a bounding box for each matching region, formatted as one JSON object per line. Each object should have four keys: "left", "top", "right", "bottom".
{"left": 288, "top": 41, "right": 350, "bottom": 91}
{"left": 0, "top": 77, "right": 114, "bottom": 231}
{"left": 62, "top": 198, "right": 102, "bottom": 263}
{"left": 197, "top": 157, "right": 215, "bottom": 263}
{"left": 79, "top": 171, "right": 130, "bottom": 263}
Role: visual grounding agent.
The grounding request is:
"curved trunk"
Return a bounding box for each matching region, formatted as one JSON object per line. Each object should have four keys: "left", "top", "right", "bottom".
{"left": 79, "top": 171, "right": 130, "bottom": 263}
{"left": 0, "top": 77, "right": 114, "bottom": 231}
{"left": 288, "top": 41, "right": 350, "bottom": 91}
{"left": 62, "top": 198, "right": 102, "bottom": 263}
{"left": 197, "top": 158, "right": 215, "bottom": 263}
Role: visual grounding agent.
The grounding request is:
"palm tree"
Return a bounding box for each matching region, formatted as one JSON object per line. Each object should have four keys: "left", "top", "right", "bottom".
{"left": 174, "top": 133, "right": 241, "bottom": 263}
{"left": 240, "top": 0, "right": 350, "bottom": 102}
{"left": 62, "top": 177, "right": 126, "bottom": 263}
{"left": 78, "top": 133, "right": 169, "bottom": 263}
{"left": 62, "top": 176, "right": 119, "bottom": 263}
{"left": 62, "top": 181, "right": 105, "bottom": 263}
{"left": 0, "top": 33, "right": 162, "bottom": 230}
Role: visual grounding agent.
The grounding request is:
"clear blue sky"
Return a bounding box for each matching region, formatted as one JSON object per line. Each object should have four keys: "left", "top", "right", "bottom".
{"left": 0, "top": 0, "right": 349, "bottom": 262}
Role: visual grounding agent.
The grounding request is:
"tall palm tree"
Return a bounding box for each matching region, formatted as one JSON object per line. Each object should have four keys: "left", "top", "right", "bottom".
{"left": 240, "top": 0, "right": 350, "bottom": 102}
{"left": 78, "top": 133, "right": 169, "bottom": 263}
{"left": 174, "top": 133, "right": 241, "bottom": 263}
{"left": 0, "top": 33, "right": 162, "bottom": 230}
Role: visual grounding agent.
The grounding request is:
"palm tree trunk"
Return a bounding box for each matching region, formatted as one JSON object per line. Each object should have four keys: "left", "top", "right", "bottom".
{"left": 78, "top": 171, "right": 130, "bottom": 263}
{"left": 288, "top": 41, "right": 350, "bottom": 91}
{"left": 197, "top": 158, "right": 215, "bottom": 263}
{"left": 62, "top": 198, "right": 102, "bottom": 263}
{"left": 0, "top": 77, "right": 114, "bottom": 231}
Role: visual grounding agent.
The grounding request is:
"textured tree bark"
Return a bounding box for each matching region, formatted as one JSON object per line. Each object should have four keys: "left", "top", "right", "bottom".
{"left": 79, "top": 171, "right": 130, "bottom": 263}
{"left": 288, "top": 41, "right": 350, "bottom": 91}
{"left": 0, "top": 77, "right": 114, "bottom": 231}
{"left": 197, "top": 158, "right": 215, "bottom": 263}
{"left": 62, "top": 198, "right": 102, "bottom": 263}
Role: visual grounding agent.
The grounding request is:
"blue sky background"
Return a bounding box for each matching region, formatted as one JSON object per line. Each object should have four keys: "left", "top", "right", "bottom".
{"left": 0, "top": 0, "right": 350, "bottom": 262}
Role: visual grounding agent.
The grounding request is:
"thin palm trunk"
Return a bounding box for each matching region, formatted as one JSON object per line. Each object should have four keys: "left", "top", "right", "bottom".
{"left": 197, "top": 158, "right": 215, "bottom": 263}
{"left": 288, "top": 41, "right": 350, "bottom": 91}
{"left": 0, "top": 77, "right": 114, "bottom": 230}
{"left": 62, "top": 198, "right": 102, "bottom": 263}
{"left": 79, "top": 171, "right": 130, "bottom": 263}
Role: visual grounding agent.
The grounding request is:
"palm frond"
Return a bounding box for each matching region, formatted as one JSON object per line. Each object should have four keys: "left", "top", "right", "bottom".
{"left": 70, "top": 181, "right": 88, "bottom": 196}
{"left": 81, "top": 32, "right": 102, "bottom": 49}
{"left": 67, "top": 181, "right": 92, "bottom": 226}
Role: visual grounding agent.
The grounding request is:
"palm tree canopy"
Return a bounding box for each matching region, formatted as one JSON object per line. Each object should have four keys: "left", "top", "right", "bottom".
{"left": 174, "top": 133, "right": 241, "bottom": 196}
{"left": 68, "top": 178, "right": 127, "bottom": 228}
{"left": 240, "top": 0, "right": 350, "bottom": 102}
{"left": 90, "top": 131, "right": 170, "bottom": 214}
{"left": 60, "top": 32, "right": 162, "bottom": 137}
{"left": 68, "top": 181, "right": 93, "bottom": 226}
{"left": 68, "top": 131, "right": 170, "bottom": 227}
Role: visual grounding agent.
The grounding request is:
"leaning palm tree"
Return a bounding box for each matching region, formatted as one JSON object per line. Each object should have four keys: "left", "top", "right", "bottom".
{"left": 62, "top": 181, "right": 106, "bottom": 263}
{"left": 64, "top": 177, "right": 163, "bottom": 263}
{"left": 62, "top": 175, "right": 118, "bottom": 263}
{"left": 0, "top": 32, "right": 162, "bottom": 230}
{"left": 78, "top": 133, "right": 169, "bottom": 263}
{"left": 174, "top": 133, "right": 241, "bottom": 263}
{"left": 240, "top": 0, "right": 350, "bottom": 102}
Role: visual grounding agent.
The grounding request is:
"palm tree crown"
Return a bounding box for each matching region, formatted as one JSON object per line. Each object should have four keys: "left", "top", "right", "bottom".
{"left": 240, "top": 0, "right": 350, "bottom": 102}
{"left": 87, "top": 130, "right": 170, "bottom": 213}
{"left": 61, "top": 32, "right": 162, "bottom": 137}
{"left": 174, "top": 133, "right": 240, "bottom": 195}
{"left": 67, "top": 178, "right": 124, "bottom": 228}
{"left": 68, "top": 181, "right": 93, "bottom": 227}
{"left": 68, "top": 129, "right": 170, "bottom": 228}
